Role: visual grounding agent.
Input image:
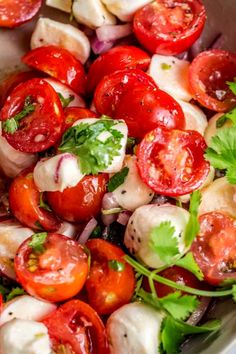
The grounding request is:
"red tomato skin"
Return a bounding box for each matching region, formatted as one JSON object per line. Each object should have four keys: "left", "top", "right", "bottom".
{"left": 191, "top": 212, "right": 236, "bottom": 286}
{"left": 22, "top": 46, "right": 86, "bottom": 95}
{"left": 47, "top": 174, "right": 107, "bottom": 223}
{"left": 0, "top": 78, "right": 64, "bottom": 153}
{"left": 15, "top": 233, "right": 89, "bottom": 302}
{"left": 87, "top": 45, "right": 150, "bottom": 93}
{"left": 63, "top": 107, "right": 98, "bottom": 132}
{"left": 42, "top": 300, "right": 109, "bottom": 354}
{"left": 133, "top": 0, "right": 206, "bottom": 55}
{"left": 86, "top": 239, "right": 136, "bottom": 315}
{"left": 0, "top": 0, "right": 42, "bottom": 28}
{"left": 189, "top": 50, "right": 236, "bottom": 112}
{"left": 137, "top": 127, "right": 210, "bottom": 196}
{"left": 9, "top": 169, "right": 61, "bottom": 232}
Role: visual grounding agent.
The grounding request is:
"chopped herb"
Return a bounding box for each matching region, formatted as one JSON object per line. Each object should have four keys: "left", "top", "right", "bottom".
{"left": 108, "top": 260, "right": 125, "bottom": 272}
{"left": 161, "top": 63, "right": 172, "bottom": 70}
{"left": 39, "top": 193, "right": 52, "bottom": 212}
{"left": 57, "top": 92, "right": 75, "bottom": 108}
{"left": 90, "top": 225, "right": 102, "bottom": 238}
{"left": 126, "top": 137, "right": 136, "bottom": 151}
{"left": 108, "top": 167, "right": 129, "bottom": 192}
{"left": 184, "top": 190, "right": 201, "bottom": 247}
{"left": 102, "top": 207, "right": 123, "bottom": 215}
{"left": 6, "top": 287, "right": 26, "bottom": 302}
{"left": 176, "top": 252, "right": 204, "bottom": 281}
{"left": 29, "top": 232, "right": 48, "bottom": 253}
{"left": 226, "top": 80, "right": 236, "bottom": 95}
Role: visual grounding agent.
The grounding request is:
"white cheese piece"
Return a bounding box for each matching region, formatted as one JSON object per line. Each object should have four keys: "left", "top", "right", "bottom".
{"left": 46, "top": 0, "right": 72, "bottom": 13}
{"left": 44, "top": 78, "right": 85, "bottom": 108}
{"left": 58, "top": 221, "right": 78, "bottom": 238}
{"left": 31, "top": 18, "right": 90, "bottom": 64}
{"left": 73, "top": 0, "right": 116, "bottom": 29}
{"left": 204, "top": 113, "right": 231, "bottom": 146}
{"left": 0, "top": 319, "right": 51, "bottom": 354}
{"left": 107, "top": 302, "right": 164, "bottom": 354}
{"left": 0, "top": 295, "right": 56, "bottom": 326}
{"left": 176, "top": 99, "right": 207, "bottom": 136}
{"left": 112, "top": 155, "right": 154, "bottom": 211}
{"left": 148, "top": 55, "right": 192, "bottom": 102}
{"left": 124, "top": 204, "right": 190, "bottom": 268}
{"left": 101, "top": 0, "right": 153, "bottom": 22}
{"left": 33, "top": 153, "right": 85, "bottom": 192}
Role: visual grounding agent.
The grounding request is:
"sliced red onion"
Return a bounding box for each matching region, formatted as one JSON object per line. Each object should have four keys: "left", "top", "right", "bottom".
{"left": 0, "top": 257, "right": 16, "bottom": 280}
{"left": 187, "top": 296, "right": 211, "bottom": 326}
{"left": 54, "top": 153, "right": 76, "bottom": 184}
{"left": 117, "top": 211, "right": 131, "bottom": 226}
{"left": 77, "top": 218, "right": 98, "bottom": 245}
{"left": 96, "top": 24, "right": 132, "bottom": 43}
{"left": 91, "top": 37, "right": 114, "bottom": 55}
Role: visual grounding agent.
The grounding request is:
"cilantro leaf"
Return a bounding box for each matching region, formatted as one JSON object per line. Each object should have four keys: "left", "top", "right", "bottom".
{"left": 108, "top": 167, "right": 129, "bottom": 192}
{"left": 176, "top": 252, "right": 204, "bottom": 280}
{"left": 137, "top": 288, "right": 162, "bottom": 310}
{"left": 227, "top": 80, "right": 236, "bottom": 95}
{"left": 216, "top": 108, "right": 236, "bottom": 128}
{"left": 57, "top": 92, "right": 75, "bottom": 108}
{"left": 6, "top": 287, "right": 26, "bottom": 302}
{"left": 39, "top": 193, "right": 52, "bottom": 212}
{"left": 28, "top": 232, "right": 48, "bottom": 253}
{"left": 149, "top": 221, "right": 179, "bottom": 265}
{"left": 184, "top": 191, "right": 201, "bottom": 247}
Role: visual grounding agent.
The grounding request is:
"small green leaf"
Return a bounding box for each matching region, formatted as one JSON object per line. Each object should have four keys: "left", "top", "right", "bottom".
{"left": 232, "top": 285, "right": 236, "bottom": 302}
{"left": 57, "top": 92, "right": 75, "bottom": 108}
{"left": 161, "top": 63, "right": 172, "bottom": 70}
{"left": 39, "top": 193, "right": 52, "bottom": 212}
{"left": 6, "top": 287, "right": 26, "bottom": 302}
{"left": 29, "top": 232, "right": 48, "bottom": 253}
{"left": 184, "top": 191, "right": 201, "bottom": 247}
{"left": 90, "top": 225, "right": 102, "bottom": 238}
{"left": 227, "top": 80, "right": 236, "bottom": 95}
{"left": 108, "top": 167, "right": 129, "bottom": 192}
{"left": 126, "top": 137, "right": 136, "bottom": 150}
{"left": 176, "top": 252, "right": 204, "bottom": 280}
{"left": 108, "top": 260, "right": 125, "bottom": 272}
{"left": 216, "top": 108, "right": 236, "bottom": 128}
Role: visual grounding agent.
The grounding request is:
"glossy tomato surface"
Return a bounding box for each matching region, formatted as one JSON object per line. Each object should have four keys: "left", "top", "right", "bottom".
{"left": 15, "top": 233, "right": 89, "bottom": 302}
{"left": 63, "top": 107, "right": 98, "bottom": 133}
{"left": 137, "top": 127, "right": 210, "bottom": 196}
{"left": 86, "top": 239, "right": 135, "bottom": 315}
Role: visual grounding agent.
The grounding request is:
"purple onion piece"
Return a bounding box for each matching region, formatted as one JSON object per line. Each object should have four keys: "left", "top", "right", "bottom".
{"left": 96, "top": 24, "right": 132, "bottom": 43}
{"left": 187, "top": 296, "right": 211, "bottom": 326}
{"left": 91, "top": 37, "right": 114, "bottom": 55}
{"left": 77, "top": 218, "right": 98, "bottom": 245}
{"left": 117, "top": 211, "right": 131, "bottom": 226}
{"left": 54, "top": 153, "right": 76, "bottom": 184}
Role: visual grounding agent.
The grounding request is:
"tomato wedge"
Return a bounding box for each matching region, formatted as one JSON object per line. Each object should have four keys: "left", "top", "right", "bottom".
{"left": 86, "top": 239, "right": 135, "bottom": 315}
{"left": 43, "top": 300, "right": 109, "bottom": 354}
{"left": 137, "top": 127, "right": 210, "bottom": 196}
{"left": 63, "top": 107, "right": 98, "bottom": 133}
{"left": 0, "top": 78, "right": 64, "bottom": 153}
{"left": 0, "top": 0, "right": 42, "bottom": 28}
{"left": 15, "top": 233, "right": 89, "bottom": 302}
{"left": 22, "top": 46, "right": 86, "bottom": 96}
{"left": 191, "top": 212, "right": 236, "bottom": 286}
{"left": 133, "top": 0, "right": 206, "bottom": 55}
{"left": 189, "top": 50, "right": 236, "bottom": 112}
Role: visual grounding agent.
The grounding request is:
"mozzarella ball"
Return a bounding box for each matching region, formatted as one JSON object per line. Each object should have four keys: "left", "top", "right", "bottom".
{"left": 204, "top": 113, "right": 232, "bottom": 146}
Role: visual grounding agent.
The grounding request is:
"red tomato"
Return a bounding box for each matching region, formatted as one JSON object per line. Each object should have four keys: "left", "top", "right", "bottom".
{"left": 0, "top": 0, "right": 42, "bottom": 28}
{"left": 43, "top": 300, "right": 109, "bottom": 354}
{"left": 9, "top": 169, "right": 61, "bottom": 232}
{"left": 87, "top": 45, "right": 150, "bottom": 93}
{"left": 137, "top": 127, "right": 210, "bottom": 196}
{"left": 15, "top": 233, "right": 89, "bottom": 302}
{"left": 191, "top": 212, "right": 236, "bottom": 286}
{"left": 47, "top": 174, "right": 107, "bottom": 223}
{"left": 22, "top": 46, "right": 86, "bottom": 95}
{"left": 0, "top": 78, "right": 64, "bottom": 153}
{"left": 63, "top": 107, "right": 98, "bottom": 132}
{"left": 85, "top": 239, "right": 135, "bottom": 315}
{"left": 133, "top": 0, "right": 206, "bottom": 55}
{"left": 189, "top": 50, "right": 236, "bottom": 112}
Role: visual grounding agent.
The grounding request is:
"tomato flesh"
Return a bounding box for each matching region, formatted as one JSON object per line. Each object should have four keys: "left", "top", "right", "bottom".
{"left": 63, "top": 107, "right": 98, "bottom": 133}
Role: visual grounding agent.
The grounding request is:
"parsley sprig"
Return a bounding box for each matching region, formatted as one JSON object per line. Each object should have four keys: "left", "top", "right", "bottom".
{"left": 29, "top": 232, "right": 48, "bottom": 253}
{"left": 108, "top": 167, "right": 129, "bottom": 192}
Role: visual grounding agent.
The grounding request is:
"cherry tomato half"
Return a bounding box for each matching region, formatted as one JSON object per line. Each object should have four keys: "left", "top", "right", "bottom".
{"left": 22, "top": 46, "right": 86, "bottom": 95}
{"left": 0, "top": 78, "right": 64, "bottom": 153}
{"left": 86, "top": 239, "right": 135, "bottom": 315}
{"left": 189, "top": 50, "right": 236, "bottom": 112}
{"left": 15, "top": 233, "right": 89, "bottom": 302}
{"left": 191, "top": 212, "right": 236, "bottom": 286}
{"left": 137, "top": 127, "right": 210, "bottom": 196}
{"left": 133, "top": 0, "right": 206, "bottom": 55}
{"left": 87, "top": 45, "right": 150, "bottom": 93}
{"left": 9, "top": 169, "right": 61, "bottom": 232}
{"left": 47, "top": 174, "right": 107, "bottom": 223}
{"left": 43, "top": 299, "right": 109, "bottom": 354}
{"left": 63, "top": 107, "right": 98, "bottom": 133}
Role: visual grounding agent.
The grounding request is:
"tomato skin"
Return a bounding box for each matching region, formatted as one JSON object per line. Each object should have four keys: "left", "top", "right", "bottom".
{"left": 0, "top": 78, "right": 64, "bottom": 153}
{"left": 47, "top": 174, "right": 107, "bottom": 223}
{"left": 9, "top": 169, "right": 61, "bottom": 232}
{"left": 22, "top": 46, "right": 86, "bottom": 95}
{"left": 63, "top": 107, "right": 98, "bottom": 133}
{"left": 137, "top": 127, "right": 210, "bottom": 196}
{"left": 189, "top": 50, "right": 236, "bottom": 112}
{"left": 133, "top": 0, "right": 206, "bottom": 55}
{"left": 191, "top": 212, "right": 236, "bottom": 286}
{"left": 15, "top": 233, "right": 89, "bottom": 302}
{"left": 87, "top": 45, "right": 150, "bottom": 93}
{"left": 85, "top": 239, "right": 136, "bottom": 315}
{"left": 43, "top": 300, "right": 109, "bottom": 354}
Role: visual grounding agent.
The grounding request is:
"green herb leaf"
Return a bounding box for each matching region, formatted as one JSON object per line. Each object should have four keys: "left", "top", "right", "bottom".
{"left": 132, "top": 272, "right": 143, "bottom": 301}
{"left": 39, "top": 193, "right": 52, "bottom": 212}
{"left": 108, "top": 260, "right": 125, "bottom": 272}
{"left": 90, "top": 225, "right": 102, "bottom": 238}
{"left": 6, "top": 287, "right": 26, "bottom": 302}
{"left": 232, "top": 285, "right": 236, "bottom": 302}
{"left": 227, "top": 80, "right": 236, "bottom": 95}
{"left": 184, "top": 191, "right": 201, "bottom": 247}
{"left": 176, "top": 252, "right": 204, "bottom": 280}
{"left": 161, "top": 63, "right": 172, "bottom": 70}
{"left": 29, "top": 232, "right": 48, "bottom": 253}
{"left": 108, "top": 167, "right": 129, "bottom": 192}
{"left": 137, "top": 288, "right": 162, "bottom": 310}
{"left": 0, "top": 284, "right": 9, "bottom": 297}
{"left": 57, "top": 92, "right": 75, "bottom": 108}
{"left": 216, "top": 108, "right": 236, "bottom": 128}
{"left": 126, "top": 137, "right": 136, "bottom": 151}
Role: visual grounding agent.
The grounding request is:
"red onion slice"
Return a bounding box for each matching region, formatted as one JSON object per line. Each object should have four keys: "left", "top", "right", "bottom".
{"left": 96, "top": 24, "right": 132, "bottom": 43}
{"left": 77, "top": 218, "right": 98, "bottom": 245}
{"left": 187, "top": 296, "right": 211, "bottom": 326}
{"left": 91, "top": 37, "right": 114, "bottom": 55}
{"left": 117, "top": 211, "right": 131, "bottom": 226}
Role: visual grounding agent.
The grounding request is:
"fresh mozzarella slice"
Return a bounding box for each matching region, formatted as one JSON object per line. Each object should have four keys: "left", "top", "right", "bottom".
{"left": 0, "top": 319, "right": 51, "bottom": 354}
{"left": 107, "top": 302, "right": 164, "bottom": 354}
{"left": 176, "top": 99, "right": 207, "bottom": 135}
{"left": 58, "top": 221, "right": 78, "bottom": 238}
{"left": 112, "top": 155, "right": 154, "bottom": 211}
{"left": 148, "top": 55, "right": 192, "bottom": 102}
{"left": 199, "top": 177, "right": 236, "bottom": 217}
{"left": 44, "top": 78, "right": 85, "bottom": 108}
{"left": 46, "top": 0, "right": 72, "bottom": 13}
{"left": 0, "top": 295, "right": 56, "bottom": 326}
{"left": 124, "top": 204, "right": 190, "bottom": 268}
{"left": 204, "top": 113, "right": 231, "bottom": 146}
{"left": 33, "top": 153, "right": 85, "bottom": 192}
{"left": 73, "top": 0, "right": 116, "bottom": 29}
{"left": 101, "top": 0, "right": 153, "bottom": 22}
{"left": 31, "top": 18, "right": 90, "bottom": 64}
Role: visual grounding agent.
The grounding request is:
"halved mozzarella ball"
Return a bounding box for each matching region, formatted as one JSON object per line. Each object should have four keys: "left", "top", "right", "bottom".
{"left": 46, "top": 0, "right": 72, "bottom": 13}
{"left": 0, "top": 295, "right": 56, "bottom": 326}
{"left": 0, "top": 319, "right": 51, "bottom": 354}
{"left": 73, "top": 0, "right": 116, "bottom": 29}
{"left": 101, "top": 0, "right": 153, "bottom": 22}
{"left": 31, "top": 18, "right": 90, "bottom": 64}
{"left": 44, "top": 78, "right": 85, "bottom": 108}
{"left": 124, "top": 204, "right": 190, "bottom": 268}
{"left": 204, "top": 113, "right": 231, "bottom": 146}
{"left": 112, "top": 155, "right": 154, "bottom": 211}
{"left": 148, "top": 55, "right": 192, "bottom": 102}
{"left": 176, "top": 99, "right": 207, "bottom": 135}
{"left": 107, "top": 302, "right": 164, "bottom": 354}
